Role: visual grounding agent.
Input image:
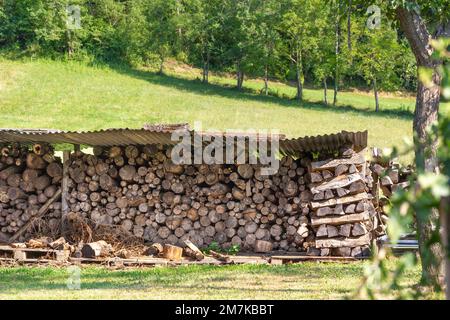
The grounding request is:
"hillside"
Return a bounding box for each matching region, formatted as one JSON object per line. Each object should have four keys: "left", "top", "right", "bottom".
{"left": 0, "top": 58, "right": 421, "bottom": 161}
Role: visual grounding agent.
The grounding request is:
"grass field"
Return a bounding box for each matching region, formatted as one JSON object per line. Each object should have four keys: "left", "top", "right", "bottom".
{"left": 0, "top": 58, "right": 430, "bottom": 162}
{"left": 0, "top": 260, "right": 431, "bottom": 300}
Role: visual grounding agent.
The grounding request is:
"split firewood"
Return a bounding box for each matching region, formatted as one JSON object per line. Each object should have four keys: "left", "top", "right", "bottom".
{"left": 162, "top": 244, "right": 183, "bottom": 261}
{"left": 81, "top": 240, "right": 113, "bottom": 258}
{"left": 183, "top": 239, "right": 204, "bottom": 260}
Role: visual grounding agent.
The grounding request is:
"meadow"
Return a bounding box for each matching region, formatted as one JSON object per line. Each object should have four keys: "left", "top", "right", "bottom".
{"left": 0, "top": 58, "right": 428, "bottom": 163}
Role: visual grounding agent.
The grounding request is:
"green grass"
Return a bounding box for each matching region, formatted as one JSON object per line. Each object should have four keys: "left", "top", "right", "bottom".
{"left": 0, "top": 58, "right": 420, "bottom": 161}
{"left": 2, "top": 58, "right": 448, "bottom": 162}
{"left": 0, "top": 260, "right": 427, "bottom": 300}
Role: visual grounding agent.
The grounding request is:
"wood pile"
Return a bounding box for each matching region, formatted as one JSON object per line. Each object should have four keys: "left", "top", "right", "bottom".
{"left": 0, "top": 143, "right": 63, "bottom": 242}
{"left": 369, "top": 155, "right": 413, "bottom": 237}
{"left": 65, "top": 144, "right": 313, "bottom": 252}
{"left": 307, "top": 150, "right": 375, "bottom": 257}
{"left": 371, "top": 162, "right": 412, "bottom": 197}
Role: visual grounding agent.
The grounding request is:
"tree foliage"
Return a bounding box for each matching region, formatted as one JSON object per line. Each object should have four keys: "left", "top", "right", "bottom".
{"left": 0, "top": 0, "right": 418, "bottom": 94}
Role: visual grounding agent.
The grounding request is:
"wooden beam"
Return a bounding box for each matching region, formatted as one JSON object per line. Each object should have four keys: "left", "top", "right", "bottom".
{"left": 310, "top": 173, "right": 363, "bottom": 193}
{"left": 315, "top": 234, "right": 371, "bottom": 248}
{"left": 311, "top": 211, "right": 370, "bottom": 226}
{"left": 311, "top": 192, "right": 368, "bottom": 209}
{"left": 310, "top": 153, "right": 365, "bottom": 171}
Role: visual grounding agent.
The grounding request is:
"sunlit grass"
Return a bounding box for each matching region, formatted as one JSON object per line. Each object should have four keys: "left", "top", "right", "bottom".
{"left": 0, "top": 58, "right": 433, "bottom": 163}
{"left": 0, "top": 260, "right": 426, "bottom": 300}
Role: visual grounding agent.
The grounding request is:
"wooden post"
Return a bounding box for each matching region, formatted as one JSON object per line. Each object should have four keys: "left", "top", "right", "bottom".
{"left": 74, "top": 144, "right": 80, "bottom": 153}
{"left": 61, "top": 150, "right": 71, "bottom": 222}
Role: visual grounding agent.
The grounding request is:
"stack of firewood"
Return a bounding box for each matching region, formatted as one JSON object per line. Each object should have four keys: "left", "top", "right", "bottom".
{"left": 0, "top": 143, "right": 63, "bottom": 241}
{"left": 371, "top": 162, "right": 412, "bottom": 197}
{"left": 66, "top": 144, "right": 313, "bottom": 252}
{"left": 307, "top": 150, "right": 374, "bottom": 257}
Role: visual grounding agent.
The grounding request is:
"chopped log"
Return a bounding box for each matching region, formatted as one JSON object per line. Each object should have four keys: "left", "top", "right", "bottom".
{"left": 310, "top": 172, "right": 323, "bottom": 183}
{"left": 349, "top": 181, "right": 366, "bottom": 194}
{"left": 26, "top": 154, "right": 46, "bottom": 170}
{"left": 338, "top": 224, "right": 352, "bottom": 237}
{"left": 311, "top": 212, "right": 370, "bottom": 227}
{"left": 49, "top": 237, "right": 67, "bottom": 250}
{"left": 237, "top": 164, "right": 254, "bottom": 179}
{"left": 254, "top": 240, "right": 273, "bottom": 253}
{"left": 324, "top": 190, "right": 334, "bottom": 200}
{"left": 326, "top": 225, "right": 339, "bottom": 238}
{"left": 46, "top": 162, "right": 62, "bottom": 178}
{"left": 147, "top": 243, "right": 164, "bottom": 256}
{"left": 296, "top": 224, "right": 309, "bottom": 238}
{"left": 335, "top": 164, "right": 349, "bottom": 176}
{"left": 333, "top": 204, "right": 345, "bottom": 215}
{"left": 315, "top": 234, "right": 371, "bottom": 248}
{"left": 345, "top": 204, "right": 356, "bottom": 214}
{"left": 310, "top": 192, "right": 368, "bottom": 209}
{"left": 316, "top": 225, "right": 328, "bottom": 237}
{"left": 81, "top": 240, "right": 113, "bottom": 258}
{"left": 316, "top": 206, "right": 332, "bottom": 217}
{"left": 119, "top": 165, "right": 136, "bottom": 181}
{"left": 162, "top": 244, "right": 183, "bottom": 261}
{"left": 310, "top": 153, "right": 365, "bottom": 171}
{"left": 310, "top": 173, "right": 362, "bottom": 193}
{"left": 184, "top": 239, "right": 204, "bottom": 260}
{"left": 322, "top": 170, "right": 333, "bottom": 180}
{"left": 352, "top": 223, "right": 367, "bottom": 237}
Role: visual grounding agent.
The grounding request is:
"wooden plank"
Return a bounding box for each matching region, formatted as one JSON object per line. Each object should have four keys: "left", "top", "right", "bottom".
{"left": 8, "top": 188, "right": 62, "bottom": 243}
{"left": 311, "top": 212, "right": 370, "bottom": 226}
{"left": 0, "top": 245, "right": 60, "bottom": 253}
{"left": 315, "top": 234, "right": 371, "bottom": 248}
{"left": 310, "top": 153, "right": 365, "bottom": 171}
{"left": 311, "top": 192, "right": 368, "bottom": 209}
{"left": 310, "top": 173, "right": 363, "bottom": 193}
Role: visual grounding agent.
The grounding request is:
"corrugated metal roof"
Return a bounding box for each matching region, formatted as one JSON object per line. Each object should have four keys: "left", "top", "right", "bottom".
{"left": 0, "top": 125, "right": 189, "bottom": 146}
{"left": 280, "top": 130, "right": 368, "bottom": 156}
{"left": 0, "top": 126, "right": 368, "bottom": 153}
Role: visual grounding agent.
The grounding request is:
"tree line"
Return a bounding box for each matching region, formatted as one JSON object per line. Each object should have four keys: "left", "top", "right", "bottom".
{"left": 0, "top": 0, "right": 417, "bottom": 108}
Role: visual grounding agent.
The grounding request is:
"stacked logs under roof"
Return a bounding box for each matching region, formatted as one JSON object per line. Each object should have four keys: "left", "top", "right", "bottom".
{"left": 1, "top": 141, "right": 381, "bottom": 257}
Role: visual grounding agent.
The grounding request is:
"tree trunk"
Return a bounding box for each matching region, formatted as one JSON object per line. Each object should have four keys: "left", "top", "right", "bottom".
{"left": 202, "top": 50, "right": 210, "bottom": 84}
{"left": 347, "top": 0, "right": 352, "bottom": 53}
{"left": 373, "top": 77, "right": 379, "bottom": 112}
{"left": 323, "top": 78, "right": 328, "bottom": 105}
{"left": 236, "top": 61, "right": 244, "bottom": 90}
{"left": 396, "top": 6, "right": 445, "bottom": 288}
{"left": 295, "top": 49, "right": 303, "bottom": 102}
{"left": 333, "top": 6, "right": 341, "bottom": 107}
{"left": 159, "top": 54, "right": 164, "bottom": 75}
{"left": 264, "top": 64, "right": 269, "bottom": 95}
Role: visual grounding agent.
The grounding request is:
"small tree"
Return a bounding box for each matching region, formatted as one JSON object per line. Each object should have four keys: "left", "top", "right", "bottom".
{"left": 355, "top": 25, "right": 403, "bottom": 112}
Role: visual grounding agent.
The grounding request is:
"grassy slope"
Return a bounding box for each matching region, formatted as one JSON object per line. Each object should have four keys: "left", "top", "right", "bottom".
{"left": 0, "top": 58, "right": 418, "bottom": 162}
{"left": 0, "top": 261, "right": 429, "bottom": 300}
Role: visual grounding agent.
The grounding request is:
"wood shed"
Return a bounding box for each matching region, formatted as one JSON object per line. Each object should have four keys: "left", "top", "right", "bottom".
{"left": 0, "top": 124, "right": 378, "bottom": 257}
